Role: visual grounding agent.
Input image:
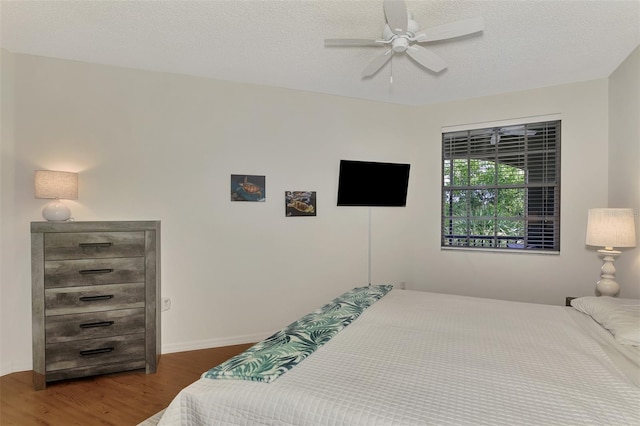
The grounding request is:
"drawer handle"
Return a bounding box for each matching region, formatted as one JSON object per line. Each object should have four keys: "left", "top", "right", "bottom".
{"left": 79, "top": 321, "right": 115, "bottom": 329}
{"left": 80, "top": 347, "right": 114, "bottom": 356}
{"left": 79, "top": 242, "right": 113, "bottom": 248}
{"left": 79, "top": 295, "right": 114, "bottom": 302}
{"left": 79, "top": 268, "right": 114, "bottom": 275}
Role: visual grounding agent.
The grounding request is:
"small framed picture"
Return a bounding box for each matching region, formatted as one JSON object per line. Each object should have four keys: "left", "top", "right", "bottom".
{"left": 231, "top": 175, "right": 266, "bottom": 202}
{"left": 285, "top": 191, "right": 316, "bottom": 216}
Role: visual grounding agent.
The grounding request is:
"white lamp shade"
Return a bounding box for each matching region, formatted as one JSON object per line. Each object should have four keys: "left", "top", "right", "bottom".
{"left": 586, "top": 208, "right": 637, "bottom": 249}
{"left": 35, "top": 170, "right": 78, "bottom": 200}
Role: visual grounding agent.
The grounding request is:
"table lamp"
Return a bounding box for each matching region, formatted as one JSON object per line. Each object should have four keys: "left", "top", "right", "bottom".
{"left": 34, "top": 170, "right": 78, "bottom": 221}
{"left": 585, "top": 208, "right": 637, "bottom": 296}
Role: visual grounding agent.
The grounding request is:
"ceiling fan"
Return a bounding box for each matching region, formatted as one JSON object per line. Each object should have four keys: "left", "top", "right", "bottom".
{"left": 324, "top": 0, "right": 484, "bottom": 78}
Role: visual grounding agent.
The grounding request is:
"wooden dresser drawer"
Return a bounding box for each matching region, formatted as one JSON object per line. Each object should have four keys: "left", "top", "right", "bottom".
{"left": 46, "top": 308, "right": 145, "bottom": 343}
{"left": 45, "top": 282, "right": 144, "bottom": 315}
{"left": 45, "top": 334, "right": 146, "bottom": 372}
{"left": 44, "top": 257, "right": 144, "bottom": 288}
{"left": 31, "top": 221, "right": 160, "bottom": 390}
{"left": 44, "top": 232, "right": 145, "bottom": 260}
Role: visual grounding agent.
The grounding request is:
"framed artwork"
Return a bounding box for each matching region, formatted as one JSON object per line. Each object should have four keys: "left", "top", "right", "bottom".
{"left": 231, "top": 175, "right": 266, "bottom": 202}
{"left": 286, "top": 191, "right": 316, "bottom": 216}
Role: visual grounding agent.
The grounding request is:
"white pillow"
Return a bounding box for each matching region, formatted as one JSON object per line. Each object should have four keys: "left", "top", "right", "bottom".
{"left": 571, "top": 296, "right": 640, "bottom": 346}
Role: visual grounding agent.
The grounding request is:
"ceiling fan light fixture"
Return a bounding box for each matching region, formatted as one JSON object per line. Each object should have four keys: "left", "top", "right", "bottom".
{"left": 392, "top": 38, "right": 409, "bottom": 52}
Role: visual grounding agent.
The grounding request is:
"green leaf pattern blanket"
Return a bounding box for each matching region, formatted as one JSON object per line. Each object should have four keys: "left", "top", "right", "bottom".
{"left": 203, "top": 284, "right": 393, "bottom": 383}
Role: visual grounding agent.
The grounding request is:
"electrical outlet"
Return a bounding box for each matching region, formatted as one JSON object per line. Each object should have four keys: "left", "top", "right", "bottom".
{"left": 161, "top": 297, "right": 172, "bottom": 311}
{"left": 398, "top": 281, "right": 406, "bottom": 290}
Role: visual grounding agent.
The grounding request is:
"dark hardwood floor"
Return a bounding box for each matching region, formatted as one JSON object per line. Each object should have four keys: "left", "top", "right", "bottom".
{"left": 0, "top": 343, "right": 253, "bottom": 426}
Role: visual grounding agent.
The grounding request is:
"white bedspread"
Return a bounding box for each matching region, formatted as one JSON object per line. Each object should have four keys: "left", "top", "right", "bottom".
{"left": 159, "top": 290, "right": 640, "bottom": 425}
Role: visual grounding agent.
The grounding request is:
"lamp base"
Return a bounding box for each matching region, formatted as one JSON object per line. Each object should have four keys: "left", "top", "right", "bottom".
{"left": 595, "top": 249, "right": 621, "bottom": 297}
{"left": 42, "top": 199, "right": 71, "bottom": 222}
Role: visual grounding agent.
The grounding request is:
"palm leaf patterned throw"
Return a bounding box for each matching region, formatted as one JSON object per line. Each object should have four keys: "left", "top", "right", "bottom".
{"left": 203, "top": 284, "right": 393, "bottom": 383}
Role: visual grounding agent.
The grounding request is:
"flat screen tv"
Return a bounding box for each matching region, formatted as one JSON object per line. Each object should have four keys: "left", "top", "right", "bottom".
{"left": 337, "top": 160, "right": 410, "bottom": 207}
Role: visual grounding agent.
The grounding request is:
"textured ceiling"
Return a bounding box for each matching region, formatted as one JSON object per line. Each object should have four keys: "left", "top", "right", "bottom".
{"left": 2, "top": 0, "right": 639, "bottom": 106}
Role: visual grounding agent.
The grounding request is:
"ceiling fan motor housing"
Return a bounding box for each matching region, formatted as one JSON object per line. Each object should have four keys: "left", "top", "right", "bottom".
{"left": 383, "top": 14, "right": 419, "bottom": 53}
{"left": 392, "top": 37, "right": 409, "bottom": 52}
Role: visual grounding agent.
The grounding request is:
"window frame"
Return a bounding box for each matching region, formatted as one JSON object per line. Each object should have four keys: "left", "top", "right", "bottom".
{"left": 441, "top": 117, "right": 561, "bottom": 254}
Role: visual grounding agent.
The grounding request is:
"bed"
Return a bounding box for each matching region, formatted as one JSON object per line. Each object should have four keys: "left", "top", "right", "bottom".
{"left": 158, "top": 286, "right": 640, "bottom": 425}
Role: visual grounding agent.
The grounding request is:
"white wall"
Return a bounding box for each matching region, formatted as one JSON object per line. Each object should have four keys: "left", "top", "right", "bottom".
{"left": 608, "top": 45, "right": 640, "bottom": 297}
{"left": 407, "top": 80, "right": 613, "bottom": 302}
{"left": 0, "top": 48, "right": 633, "bottom": 375}
{"left": 1, "top": 49, "right": 17, "bottom": 375}
{"left": 0, "top": 50, "right": 416, "bottom": 373}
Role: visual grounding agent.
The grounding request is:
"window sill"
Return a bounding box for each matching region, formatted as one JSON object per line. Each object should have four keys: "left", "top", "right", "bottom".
{"left": 441, "top": 246, "right": 560, "bottom": 255}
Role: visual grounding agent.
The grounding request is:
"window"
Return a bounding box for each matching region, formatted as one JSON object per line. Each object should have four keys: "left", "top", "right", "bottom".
{"left": 441, "top": 120, "right": 561, "bottom": 252}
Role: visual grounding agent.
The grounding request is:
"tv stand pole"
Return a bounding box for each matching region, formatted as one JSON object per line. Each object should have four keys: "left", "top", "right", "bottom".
{"left": 368, "top": 207, "right": 372, "bottom": 286}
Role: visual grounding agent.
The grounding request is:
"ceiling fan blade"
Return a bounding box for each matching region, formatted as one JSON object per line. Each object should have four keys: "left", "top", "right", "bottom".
{"left": 499, "top": 126, "right": 536, "bottom": 136}
{"left": 415, "top": 16, "right": 484, "bottom": 43}
{"left": 362, "top": 49, "right": 394, "bottom": 77}
{"left": 501, "top": 130, "right": 537, "bottom": 136}
{"left": 499, "top": 125, "right": 525, "bottom": 132}
{"left": 324, "top": 38, "right": 384, "bottom": 47}
{"left": 384, "top": 0, "right": 408, "bottom": 35}
{"left": 406, "top": 45, "right": 447, "bottom": 73}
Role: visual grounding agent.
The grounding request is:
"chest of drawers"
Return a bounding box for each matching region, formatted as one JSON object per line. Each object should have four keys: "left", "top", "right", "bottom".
{"left": 31, "top": 221, "right": 160, "bottom": 390}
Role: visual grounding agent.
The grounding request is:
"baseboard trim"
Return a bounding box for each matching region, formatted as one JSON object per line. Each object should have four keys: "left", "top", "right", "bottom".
{"left": 1, "top": 360, "right": 32, "bottom": 376}
{"left": 160, "top": 331, "right": 272, "bottom": 354}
